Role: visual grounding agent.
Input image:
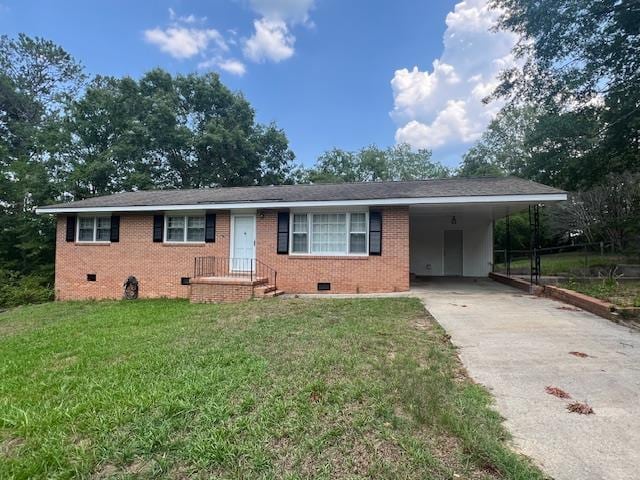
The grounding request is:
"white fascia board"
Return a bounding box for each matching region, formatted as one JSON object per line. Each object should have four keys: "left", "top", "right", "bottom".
{"left": 35, "top": 193, "right": 567, "bottom": 214}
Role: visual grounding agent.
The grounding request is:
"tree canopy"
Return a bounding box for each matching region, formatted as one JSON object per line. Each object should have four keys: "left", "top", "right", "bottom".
{"left": 65, "top": 69, "right": 296, "bottom": 197}
{"left": 305, "top": 144, "right": 449, "bottom": 183}
{"left": 0, "top": 34, "right": 297, "bottom": 303}
{"left": 461, "top": 0, "right": 640, "bottom": 190}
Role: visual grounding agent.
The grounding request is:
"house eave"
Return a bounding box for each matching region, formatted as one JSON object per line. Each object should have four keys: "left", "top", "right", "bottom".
{"left": 35, "top": 193, "right": 568, "bottom": 215}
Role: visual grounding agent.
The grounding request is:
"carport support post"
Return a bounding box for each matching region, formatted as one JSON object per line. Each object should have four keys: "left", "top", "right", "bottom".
{"left": 505, "top": 214, "right": 511, "bottom": 277}
{"left": 529, "top": 205, "right": 541, "bottom": 285}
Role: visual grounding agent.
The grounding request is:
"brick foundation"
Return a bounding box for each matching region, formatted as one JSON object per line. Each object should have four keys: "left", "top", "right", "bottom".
{"left": 189, "top": 277, "right": 256, "bottom": 303}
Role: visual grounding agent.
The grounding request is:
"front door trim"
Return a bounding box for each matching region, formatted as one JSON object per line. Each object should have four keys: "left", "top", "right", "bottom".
{"left": 229, "top": 213, "right": 256, "bottom": 272}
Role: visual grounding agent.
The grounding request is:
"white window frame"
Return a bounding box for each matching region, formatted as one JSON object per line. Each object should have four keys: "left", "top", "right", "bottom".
{"left": 163, "top": 214, "right": 206, "bottom": 244}
{"left": 76, "top": 215, "right": 111, "bottom": 243}
{"left": 291, "top": 213, "right": 310, "bottom": 254}
{"left": 348, "top": 211, "right": 368, "bottom": 254}
{"left": 289, "top": 210, "right": 369, "bottom": 256}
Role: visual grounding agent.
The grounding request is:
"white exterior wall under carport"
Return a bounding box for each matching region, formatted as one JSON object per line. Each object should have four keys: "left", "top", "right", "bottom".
{"left": 410, "top": 212, "right": 493, "bottom": 277}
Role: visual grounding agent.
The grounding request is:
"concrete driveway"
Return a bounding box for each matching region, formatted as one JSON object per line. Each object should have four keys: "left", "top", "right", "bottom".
{"left": 412, "top": 278, "right": 640, "bottom": 480}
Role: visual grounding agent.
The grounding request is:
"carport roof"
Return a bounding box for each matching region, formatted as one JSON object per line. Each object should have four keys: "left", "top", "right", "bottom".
{"left": 36, "top": 176, "right": 566, "bottom": 213}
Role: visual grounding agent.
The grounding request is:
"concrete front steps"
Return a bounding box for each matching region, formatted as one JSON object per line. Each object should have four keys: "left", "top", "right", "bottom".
{"left": 254, "top": 284, "right": 285, "bottom": 298}
{"left": 190, "top": 275, "right": 283, "bottom": 303}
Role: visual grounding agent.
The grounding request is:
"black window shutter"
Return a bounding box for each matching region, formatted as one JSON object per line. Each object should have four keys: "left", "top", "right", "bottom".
{"left": 205, "top": 213, "right": 216, "bottom": 243}
{"left": 110, "top": 216, "right": 120, "bottom": 242}
{"left": 277, "top": 211, "right": 289, "bottom": 254}
{"left": 153, "top": 215, "right": 164, "bottom": 242}
{"left": 65, "top": 216, "right": 76, "bottom": 242}
{"left": 369, "top": 210, "right": 382, "bottom": 256}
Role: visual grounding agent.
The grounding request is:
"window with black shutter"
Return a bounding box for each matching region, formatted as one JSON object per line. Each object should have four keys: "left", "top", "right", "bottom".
{"left": 66, "top": 216, "right": 76, "bottom": 242}
{"left": 153, "top": 215, "right": 164, "bottom": 242}
{"left": 277, "top": 211, "right": 289, "bottom": 254}
{"left": 369, "top": 210, "right": 382, "bottom": 255}
{"left": 205, "top": 213, "right": 216, "bottom": 242}
{"left": 110, "top": 216, "right": 120, "bottom": 242}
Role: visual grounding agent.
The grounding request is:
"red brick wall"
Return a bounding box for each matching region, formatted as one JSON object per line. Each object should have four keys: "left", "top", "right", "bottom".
{"left": 190, "top": 280, "right": 254, "bottom": 303}
{"left": 256, "top": 206, "right": 410, "bottom": 294}
{"left": 54, "top": 212, "right": 231, "bottom": 300}
{"left": 53, "top": 206, "right": 410, "bottom": 300}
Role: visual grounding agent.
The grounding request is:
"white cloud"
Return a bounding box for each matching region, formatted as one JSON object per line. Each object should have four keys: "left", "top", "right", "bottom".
{"left": 168, "top": 8, "right": 202, "bottom": 24}
{"left": 144, "top": 26, "right": 227, "bottom": 59}
{"left": 145, "top": 9, "right": 227, "bottom": 60}
{"left": 390, "top": 0, "right": 517, "bottom": 159}
{"left": 217, "top": 58, "right": 247, "bottom": 76}
{"left": 243, "top": 18, "right": 295, "bottom": 63}
{"left": 248, "top": 0, "right": 315, "bottom": 24}
{"left": 146, "top": 3, "right": 314, "bottom": 72}
{"left": 242, "top": 0, "right": 315, "bottom": 63}
{"left": 199, "top": 57, "right": 247, "bottom": 76}
{"left": 396, "top": 100, "right": 480, "bottom": 149}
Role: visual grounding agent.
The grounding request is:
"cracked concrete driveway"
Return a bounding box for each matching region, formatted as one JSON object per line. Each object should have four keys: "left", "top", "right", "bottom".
{"left": 413, "top": 278, "right": 640, "bottom": 480}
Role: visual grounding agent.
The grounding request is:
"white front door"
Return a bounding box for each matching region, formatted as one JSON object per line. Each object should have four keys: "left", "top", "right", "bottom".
{"left": 231, "top": 215, "right": 256, "bottom": 272}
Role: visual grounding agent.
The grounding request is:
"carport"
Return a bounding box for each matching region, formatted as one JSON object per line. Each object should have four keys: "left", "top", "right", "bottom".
{"left": 409, "top": 200, "right": 545, "bottom": 280}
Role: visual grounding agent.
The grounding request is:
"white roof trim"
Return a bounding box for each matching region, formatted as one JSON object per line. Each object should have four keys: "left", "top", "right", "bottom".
{"left": 35, "top": 193, "right": 567, "bottom": 214}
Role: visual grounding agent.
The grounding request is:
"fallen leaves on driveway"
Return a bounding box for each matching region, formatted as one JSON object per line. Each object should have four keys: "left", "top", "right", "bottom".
{"left": 545, "top": 386, "right": 572, "bottom": 399}
{"left": 567, "top": 402, "right": 594, "bottom": 415}
{"left": 569, "top": 351, "right": 590, "bottom": 358}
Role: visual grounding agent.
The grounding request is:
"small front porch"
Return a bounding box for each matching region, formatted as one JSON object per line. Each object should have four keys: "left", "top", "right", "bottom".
{"left": 189, "top": 256, "right": 283, "bottom": 303}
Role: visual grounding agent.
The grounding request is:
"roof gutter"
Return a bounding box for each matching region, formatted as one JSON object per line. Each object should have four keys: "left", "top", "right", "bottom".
{"left": 35, "top": 193, "right": 568, "bottom": 214}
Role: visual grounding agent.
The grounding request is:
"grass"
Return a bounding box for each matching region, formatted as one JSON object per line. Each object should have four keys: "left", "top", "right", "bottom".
{"left": 0, "top": 298, "right": 544, "bottom": 479}
{"left": 496, "top": 251, "right": 638, "bottom": 276}
{"left": 559, "top": 279, "right": 640, "bottom": 308}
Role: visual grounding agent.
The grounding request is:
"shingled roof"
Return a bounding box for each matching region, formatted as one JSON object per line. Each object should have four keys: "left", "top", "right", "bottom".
{"left": 37, "top": 176, "right": 566, "bottom": 212}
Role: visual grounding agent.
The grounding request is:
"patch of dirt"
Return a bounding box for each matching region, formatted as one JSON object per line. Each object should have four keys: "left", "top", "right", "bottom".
{"left": 413, "top": 319, "right": 432, "bottom": 331}
{"left": 393, "top": 404, "right": 411, "bottom": 422}
{"left": 123, "top": 457, "right": 155, "bottom": 476}
{"left": 319, "top": 431, "right": 405, "bottom": 478}
{"left": 413, "top": 430, "right": 498, "bottom": 479}
{"left": 545, "top": 386, "right": 572, "bottom": 399}
{"left": 71, "top": 434, "right": 91, "bottom": 450}
{"left": 1, "top": 435, "right": 25, "bottom": 457}
{"left": 567, "top": 401, "right": 595, "bottom": 415}
{"left": 92, "top": 463, "right": 118, "bottom": 479}
{"left": 92, "top": 458, "right": 155, "bottom": 479}
{"left": 270, "top": 435, "right": 294, "bottom": 473}
{"left": 168, "top": 463, "right": 198, "bottom": 480}
{"left": 48, "top": 354, "right": 78, "bottom": 371}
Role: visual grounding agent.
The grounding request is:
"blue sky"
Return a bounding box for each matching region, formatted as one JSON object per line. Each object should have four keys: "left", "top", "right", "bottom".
{"left": 0, "top": 0, "right": 516, "bottom": 168}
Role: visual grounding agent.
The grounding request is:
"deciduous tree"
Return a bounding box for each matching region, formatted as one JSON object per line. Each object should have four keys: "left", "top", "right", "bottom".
{"left": 306, "top": 144, "right": 449, "bottom": 183}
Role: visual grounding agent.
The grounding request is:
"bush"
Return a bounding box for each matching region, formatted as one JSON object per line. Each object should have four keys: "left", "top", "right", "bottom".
{"left": 0, "top": 270, "right": 54, "bottom": 309}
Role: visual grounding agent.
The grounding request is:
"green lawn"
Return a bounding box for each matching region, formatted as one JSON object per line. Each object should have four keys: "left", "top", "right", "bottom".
{"left": 0, "top": 299, "right": 543, "bottom": 479}
{"left": 496, "top": 251, "right": 638, "bottom": 276}
{"left": 559, "top": 279, "right": 640, "bottom": 308}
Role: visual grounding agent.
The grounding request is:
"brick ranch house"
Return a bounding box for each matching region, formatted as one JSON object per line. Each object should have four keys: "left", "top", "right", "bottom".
{"left": 36, "top": 177, "right": 566, "bottom": 302}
